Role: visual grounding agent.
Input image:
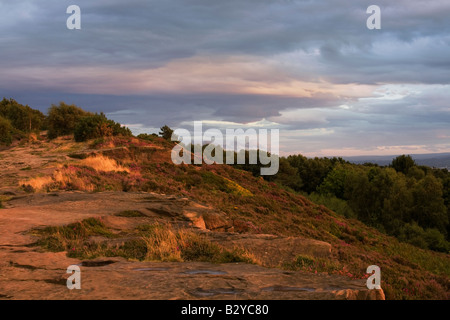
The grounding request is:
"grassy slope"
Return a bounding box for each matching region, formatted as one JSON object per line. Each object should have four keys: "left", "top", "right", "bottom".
{"left": 18, "top": 135, "right": 450, "bottom": 299}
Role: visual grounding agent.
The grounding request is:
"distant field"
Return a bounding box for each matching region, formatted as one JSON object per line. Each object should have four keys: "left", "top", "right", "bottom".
{"left": 343, "top": 153, "right": 450, "bottom": 169}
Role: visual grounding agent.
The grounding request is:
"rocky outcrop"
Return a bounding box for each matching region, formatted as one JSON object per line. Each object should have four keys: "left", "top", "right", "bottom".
{"left": 0, "top": 192, "right": 384, "bottom": 300}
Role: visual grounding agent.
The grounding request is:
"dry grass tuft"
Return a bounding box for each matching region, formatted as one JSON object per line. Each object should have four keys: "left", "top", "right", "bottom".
{"left": 79, "top": 155, "right": 129, "bottom": 172}
{"left": 20, "top": 176, "right": 53, "bottom": 191}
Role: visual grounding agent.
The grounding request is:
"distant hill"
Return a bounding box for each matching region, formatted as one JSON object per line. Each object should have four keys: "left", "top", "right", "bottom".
{"left": 343, "top": 153, "right": 450, "bottom": 169}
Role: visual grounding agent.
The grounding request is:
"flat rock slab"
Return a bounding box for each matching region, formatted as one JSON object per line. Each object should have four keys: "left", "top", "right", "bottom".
{"left": 0, "top": 257, "right": 383, "bottom": 300}
{"left": 208, "top": 233, "right": 332, "bottom": 267}
{"left": 0, "top": 192, "right": 384, "bottom": 300}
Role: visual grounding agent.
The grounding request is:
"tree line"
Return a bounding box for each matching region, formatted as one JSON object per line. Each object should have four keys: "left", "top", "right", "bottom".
{"left": 236, "top": 153, "right": 450, "bottom": 252}
{"left": 0, "top": 99, "right": 132, "bottom": 144}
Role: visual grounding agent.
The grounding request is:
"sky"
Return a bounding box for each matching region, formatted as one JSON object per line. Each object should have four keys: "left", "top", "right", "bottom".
{"left": 1, "top": 0, "right": 449, "bottom": 157}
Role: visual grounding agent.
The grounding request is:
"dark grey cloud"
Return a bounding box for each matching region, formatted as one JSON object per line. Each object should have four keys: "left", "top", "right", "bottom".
{"left": 1, "top": 0, "right": 450, "bottom": 82}
{"left": 1, "top": 0, "right": 449, "bottom": 156}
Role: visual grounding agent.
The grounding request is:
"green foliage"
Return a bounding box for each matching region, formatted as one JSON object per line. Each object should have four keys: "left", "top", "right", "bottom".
{"left": 47, "top": 102, "right": 89, "bottom": 139}
{"left": 294, "top": 255, "right": 315, "bottom": 268}
{"left": 237, "top": 150, "right": 450, "bottom": 253}
{"left": 397, "top": 222, "right": 449, "bottom": 252}
{"left": 270, "top": 158, "right": 303, "bottom": 191}
{"left": 200, "top": 171, "right": 231, "bottom": 193}
{"left": 391, "top": 154, "right": 416, "bottom": 174}
{"left": 0, "top": 115, "right": 13, "bottom": 145}
{"left": 74, "top": 113, "right": 132, "bottom": 142}
{"left": 137, "top": 133, "right": 159, "bottom": 141}
{"left": 33, "top": 217, "right": 115, "bottom": 252}
{"left": 411, "top": 175, "right": 448, "bottom": 233}
{"left": 308, "top": 192, "right": 356, "bottom": 218}
{"left": 286, "top": 155, "right": 347, "bottom": 193}
{"left": 0, "top": 98, "right": 45, "bottom": 133}
{"left": 115, "top": 210, "right": 146, "bottom": 217}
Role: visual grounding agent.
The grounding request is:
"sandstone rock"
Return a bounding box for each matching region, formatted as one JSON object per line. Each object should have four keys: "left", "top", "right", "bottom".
{"left": 208, "top": 233, "right": 332, "bottom": 267}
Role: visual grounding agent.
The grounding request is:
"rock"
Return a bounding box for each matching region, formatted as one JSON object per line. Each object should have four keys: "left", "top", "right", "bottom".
{"left": 208, "top": 233, "right": 332, "bottom": 267}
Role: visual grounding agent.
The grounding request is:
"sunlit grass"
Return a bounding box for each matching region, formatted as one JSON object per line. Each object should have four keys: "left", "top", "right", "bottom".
{"left": 79, "top": 155, "right": 129, "bottom": 173}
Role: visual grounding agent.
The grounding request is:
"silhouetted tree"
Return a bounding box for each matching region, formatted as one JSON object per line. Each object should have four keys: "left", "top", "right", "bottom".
{"left": 159, "top": 125, "right": 174, "bottom": 140}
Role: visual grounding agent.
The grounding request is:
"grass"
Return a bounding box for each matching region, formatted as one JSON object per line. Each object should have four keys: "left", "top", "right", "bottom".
{"left": 20, "top": 176, "right": 53, "bottom": 192}
{"left": 20, "top": 158, "right": 143, "bottom": 192}
{"left": 79, "top": 155, "right": 129, "bottom": 173}
{"left": 115, "top": 210, "right": 147, "bottom": 217}
{"left": 282, "top": 254, "right": 343, "bottom": 275}
{"left": 32, "top": 219, "right": 255, "bottom": 264}
{"left": 0, "top": 195, "right": 13, "bottom": 209}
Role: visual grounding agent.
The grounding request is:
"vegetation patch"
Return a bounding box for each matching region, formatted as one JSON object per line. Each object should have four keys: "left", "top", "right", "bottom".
{"left": 115, "top": 210, "right": 146, "bottom": 218}
{"left": 79, "top": 155, "right": 129, "bottom": 173}
{"left": 31, "top": 219, "right": 256, "bottom": 264}
{"left": 284, "top": 255, "right": 342, "bottom": 274}
{"left": 32, "top": 217, "right": 117, "bottom": 253}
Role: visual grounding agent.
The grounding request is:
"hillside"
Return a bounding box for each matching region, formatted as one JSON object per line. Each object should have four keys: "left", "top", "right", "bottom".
{"left": 0, "top": 132, "right": 449, "bottom": 300}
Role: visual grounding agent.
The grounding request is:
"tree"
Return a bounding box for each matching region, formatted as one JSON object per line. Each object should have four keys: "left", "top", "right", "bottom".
{"left": 0, "top": 116, "right": 13, "bottom": 145}
{"left": 317, "top": 164, "right": 348, "bottom": 199}
{"left": 74, "top": 113, "right": 132, "bottom": 142}
{"left": 159, "top": 125, "right": 174, "bottom": 140}
{"left": 47, "top": 102, "right": 89, "bottom": 139}
{"left": 391, "top": 155, "right": 415, "bottom": 174}
{"left": 411, "top": 175, "right": 448, "bottom": 234}
{"left": 0, "top": 98, "right": 45, "bottom": 133}
{"left": 286, "top": 155, "right": 337, "bottom": 194}
{"left": 272, "top": 158, "right": 303, "bottom": 191}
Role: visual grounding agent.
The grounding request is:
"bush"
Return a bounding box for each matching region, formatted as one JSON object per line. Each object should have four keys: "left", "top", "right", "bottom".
{"left": 398, "top": 222, "right": 450, "bottom": 252}
{"left": 47, "top": 102, "right": 89, "bottom": 139}
{"left": 0, "top": 116, "right": 13, "bottom": 145}
{"left": 74, "top": 113, "right": 132, "bottom": 142}
{"left": 424, "top": 228, "right": 449, "bottom": 253}
{"left": 308, "top": 192, "right": 356, "bottom": 218}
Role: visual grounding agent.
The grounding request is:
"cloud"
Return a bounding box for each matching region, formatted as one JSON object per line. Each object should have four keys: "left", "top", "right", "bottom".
{"left": 1, "top": 0, "right": 449, "bottom": 156}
